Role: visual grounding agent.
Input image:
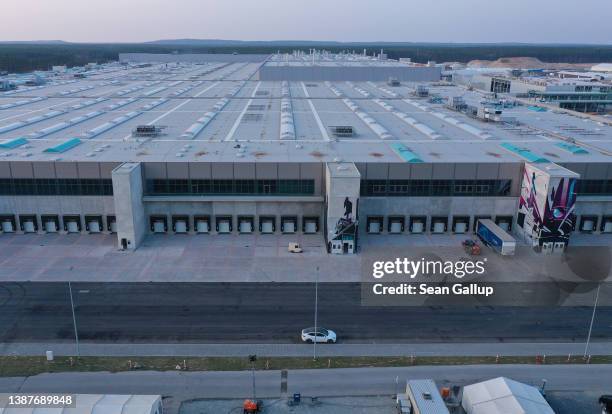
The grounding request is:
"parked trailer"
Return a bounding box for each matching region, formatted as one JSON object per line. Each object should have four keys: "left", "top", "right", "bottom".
{"left": 476, "top": 219, "right": 516, "bottom": 256}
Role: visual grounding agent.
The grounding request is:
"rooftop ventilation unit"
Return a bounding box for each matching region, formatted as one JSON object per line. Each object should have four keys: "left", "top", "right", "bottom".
{"left": 329, "top": 126, "right": 354, "bottom": 137}
{"left": 132, "top": 125, "right": 165, "bottom": 137}
{"left": 415, "top": 85, "right": 429, "bottom": 97}
{"left": 477, "top": 105, "right": 503, "bottom": 122}
{"left": 447, "top": 96, "right": 468, "bottom": 111}
{"left": 279, "top": 82, "right": 296, "bottom": 140}
{"left": 242, "top": 113, "right": 263, "bottom": 122}
{"left": 247, "top": 104, "right": 266, "bottom": 111}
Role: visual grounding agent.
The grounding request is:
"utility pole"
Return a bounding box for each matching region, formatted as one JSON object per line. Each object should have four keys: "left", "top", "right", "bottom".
{"left": 68, "top": 282, "right": 80, "bottom": 357}
{"left": 584, "top": 283, "right": 601, "bottom": 358}
{"left": 314, "top": 266, "right": 319, "bottom": 360}
{"left": 249, "top": 354, "right": 257, "bottom": 399}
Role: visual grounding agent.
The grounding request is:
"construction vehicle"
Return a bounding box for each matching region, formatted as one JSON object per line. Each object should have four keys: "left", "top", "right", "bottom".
{"left": 462, "top": 239, "right": 481, "bottom": 256}
{"left": 132, "top": 124, "right": 166, "bottom": 138}
{"left": 288, "top": 243, "right": 303, "bottom": 253}
{"left": 243, "top": 399, "right": 263, "bottom": 413}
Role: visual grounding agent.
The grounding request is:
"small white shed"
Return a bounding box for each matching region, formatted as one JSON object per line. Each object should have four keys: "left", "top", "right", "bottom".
{"left": 0, "top": 394, "right": 163, "bottom": 414}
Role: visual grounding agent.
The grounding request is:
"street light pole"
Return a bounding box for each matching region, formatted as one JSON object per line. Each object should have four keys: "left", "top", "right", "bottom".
{"left": 68, "top": 281, "right": 80, "bottom": 357}
{"left": 584, "top": 283, "right": 601, "bottom": 358}
{"left": 314, "top": 266, "right": 319, "bottom": 361}
{"left": 248, "top": 354, "right": 257, "bottom": 399}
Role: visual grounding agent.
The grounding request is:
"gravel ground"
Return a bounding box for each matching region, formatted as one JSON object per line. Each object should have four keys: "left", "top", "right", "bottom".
{"left": 179, "top": 396, "right": 397, "bottom": 414}
{"left": 547, "top": 391, "right": 602, "bottom": 414}
{"left": 178, "top": 392, "right": 604, "bottom": 414}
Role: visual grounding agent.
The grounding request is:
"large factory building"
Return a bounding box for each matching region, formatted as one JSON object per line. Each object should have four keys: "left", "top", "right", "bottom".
{"left": 1, "top": 52, "right": 612, "bottom": 254}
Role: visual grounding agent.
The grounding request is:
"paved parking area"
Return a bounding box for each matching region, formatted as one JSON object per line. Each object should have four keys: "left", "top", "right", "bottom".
{"left": 0, "top": 232, "right": 350, "bottom": 282}
{"left": 0, "top": 232, "right": 611, "bottom": 283}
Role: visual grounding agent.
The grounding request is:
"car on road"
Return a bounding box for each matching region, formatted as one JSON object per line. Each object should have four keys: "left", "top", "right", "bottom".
{"left": 301, "top": 327, "right": 337, "bottom": 343}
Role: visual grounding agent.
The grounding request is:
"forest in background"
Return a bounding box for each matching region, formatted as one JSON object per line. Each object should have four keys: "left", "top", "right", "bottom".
{"left": 1, "top": 42, "right": 611, "bottom": 73}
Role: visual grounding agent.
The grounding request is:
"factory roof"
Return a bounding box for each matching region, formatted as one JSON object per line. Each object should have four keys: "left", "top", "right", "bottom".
{"left": 1, "top": 58, "right": 611, "bottom": 164}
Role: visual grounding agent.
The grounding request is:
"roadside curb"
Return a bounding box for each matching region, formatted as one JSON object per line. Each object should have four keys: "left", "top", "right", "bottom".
{"left": 2, "top": 342, "right": 612, "bottom": 357}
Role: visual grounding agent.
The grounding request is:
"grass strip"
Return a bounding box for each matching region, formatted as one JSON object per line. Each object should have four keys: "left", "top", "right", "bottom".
{"left": 2, "top": 355, "right": 612, "bottom": 377}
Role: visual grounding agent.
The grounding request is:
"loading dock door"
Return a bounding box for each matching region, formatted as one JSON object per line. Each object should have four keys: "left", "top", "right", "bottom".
{"left": 367, "top": 217, "right": 383, "bottom": 234}
{"left": 153, "top": 221, "right": 166, "bottom": 233}
{"left": 88, "top": 220, "right": 101, "bottom": 233}
{"left": 85, "top": 215, "right": 103, "bottom": 233}
{"left": 64, "top": 216, "right": 81, "bottom": 233}
{"left": 388, "top": 217, "right": 404, "bottom": 234}
{"left": 580, "top": 216, "right": 597, "bottom": 232}
{"left": 304, "top": 217, "right": 318, "bottom": 234}
{"left": 42, "top": 216, "right": 59, "bottom": 233}
{"left": 172, "top": 216, "right": 189, "bottom": 234}
{"left": 175, "top": 221, "right": 187, "bottom": 233}
{"left": 151, "top": 216, "right": 168, "bottom": 233}
{"left": 174, "top": 220, "right": 188, "bottom": 233}
{"left": 495, "top": 216, "right": 513, "bottom": 232}
{"left": 195, "top": 217, "right": 210, "bottom": 233}
{"left": 410, "top": 217, "right": 426, "bottom": 234}
{"left": 46, "top": 221, "right": 57, "bottom": 233}
{"left": 602, "top": 217, "right": 612, "bottom": 233}
{"left": 20, "top": 215, "right": 38, "bottom": 233}
{"left": 431, "top": 218, "right": 447, "bottom": 234}
{"left": 1, "top": 221, "right": 14, "bottom": 233}
{"left": 238, "top": 217, "right": 254, "bottom": 234}
{"left": 217, "top": 217, "right": 232, "bottom": 234}
{"left": 23, "top": 221, "right": 36, "bottom": 233}
{"left": 107, "top": 216, "right": 117, "bottom": 233}
{"left": 261, "top": 217, "right": 276, "bottom": 234}
{"left": 0, "top": 216, "right": 15, "bottom": 233}
{"left": 67, "top": 221, "right": 79, "bottom": 233}
{"left": 281, "top": 217, "right": 296, "bottom": 234}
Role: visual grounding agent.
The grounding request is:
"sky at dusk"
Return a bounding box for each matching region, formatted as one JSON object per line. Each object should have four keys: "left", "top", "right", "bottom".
{"left": 2, "top": 0, "right": 611, "bottom": 44}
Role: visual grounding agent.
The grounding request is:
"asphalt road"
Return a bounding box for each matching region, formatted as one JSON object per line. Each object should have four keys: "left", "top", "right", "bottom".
{"left": 2, "top": 365, "right": 611, "bottom": 404}
{"left": 1, "top": 282, "right": 611, "bottom": 343}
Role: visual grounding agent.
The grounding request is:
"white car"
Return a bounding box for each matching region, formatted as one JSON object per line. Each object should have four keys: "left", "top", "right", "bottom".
{"left": 301, "top": 327, "right": 337, "bottom": 343}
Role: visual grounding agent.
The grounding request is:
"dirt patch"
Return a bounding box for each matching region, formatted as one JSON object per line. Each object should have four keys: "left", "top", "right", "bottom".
{"left": 309, "top": 151, "right": 325, "bottom": 158}
{"left": 467, "top": 57, "right": 595, "bottom": 70}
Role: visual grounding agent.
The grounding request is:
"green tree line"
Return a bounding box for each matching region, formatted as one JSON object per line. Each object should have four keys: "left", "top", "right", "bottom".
{"left": 1, "top": 43, "right": 611, "bottom": 73}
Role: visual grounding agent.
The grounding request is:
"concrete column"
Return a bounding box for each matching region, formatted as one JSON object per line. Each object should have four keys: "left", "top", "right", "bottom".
{"left": 325, "top": 162, "right": 361, "bottom": 253}
{"left": 112, "top": 162, "right": 146, "bottom": 250}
